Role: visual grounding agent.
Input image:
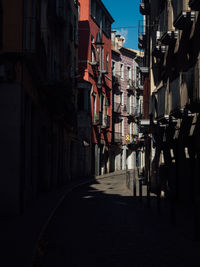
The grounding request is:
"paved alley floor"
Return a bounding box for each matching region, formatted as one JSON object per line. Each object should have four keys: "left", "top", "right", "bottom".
{"left": 38, "top": 176, "right": 200, "bottom": 267}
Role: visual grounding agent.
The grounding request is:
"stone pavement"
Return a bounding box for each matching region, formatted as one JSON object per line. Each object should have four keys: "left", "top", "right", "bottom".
{"left": 37, "top": 174, "right": 200, "bottom": 267}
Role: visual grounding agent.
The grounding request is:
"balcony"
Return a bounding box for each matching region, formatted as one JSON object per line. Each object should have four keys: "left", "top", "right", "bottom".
{"left": 126, "top": 134, "right": 140, "bottom": 149}
{"left": 112, "top": 74, "right": 121, "bottom": 93}
{"left": 189, "top": 0, "right": 200, "bottom": 11}
{"left": 140, "top": 0, "right": 150, "bottom": 15}
{"left": 174, "top": 11, "right": 195, "bottom": 30}
{"left": 114, "top": 132, "right": 122, "bottom": 143}
{"left": 160, "top": 30, "right": 178, "bottom": 45}
{"left": 127, "top": 106, "right": 139, "bottom": 117}
{"left": 102, "top": 115, "right": 111, "bottom": 129}
{"left": 152, "top": 45, "right": 167, "bottom": 57}
{"left": 140, "top": 66, "right": 149, "bottom": 76}
{"left": 127, "top": 79, "right": 135, "bottom": 92}
{"left": 92, "top": 112, "right": 103, "bottom": 126}
{"left": 113, "top": 102, "right": 121, "bottom": 114}
{"left": 160, "top": 3, "right": 178, "bottom": 45}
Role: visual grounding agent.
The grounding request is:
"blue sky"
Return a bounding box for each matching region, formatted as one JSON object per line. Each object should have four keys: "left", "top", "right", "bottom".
{"left": 102, "top": 0, "right": 142, "bottom": 50}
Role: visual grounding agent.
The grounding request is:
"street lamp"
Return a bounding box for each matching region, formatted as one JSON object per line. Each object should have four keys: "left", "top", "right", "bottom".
{"left": 95, "top": 32, "right": 104, "bottom": 48}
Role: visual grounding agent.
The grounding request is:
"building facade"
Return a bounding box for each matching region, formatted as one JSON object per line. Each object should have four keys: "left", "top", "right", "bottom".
{"left": 0, "top": 0, "right": 79, "bottom": 216}
{"left": 78, "top": 0, "right": 114, "bottom": 176}
{"left": 140, "top": 0, "right": 200, "bottom": 220}
{"left": 111, "top": 32, "right": 145, "bottom": 173}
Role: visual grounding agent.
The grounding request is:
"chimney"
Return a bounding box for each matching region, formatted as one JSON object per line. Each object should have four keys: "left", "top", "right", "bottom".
{"left": 115, "top": 35, "right": 125, "bottom": 49}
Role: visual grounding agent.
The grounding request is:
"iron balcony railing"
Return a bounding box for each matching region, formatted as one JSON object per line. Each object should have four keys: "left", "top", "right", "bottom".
{"left": 112, "top": 74, "right": 121, "bottom": 88}
{"left": 173, "top": 0, "right": 195, "bottom": 30}
{"left": 127, "top": 106, "right": 141, "bottom": 117}
{"left": 113, "top": 102, "right": 121, "bottom": 113}
{"left": 127, "top": 79, "right": 136, "bottom": 91}
{"left": 159, "top": 4, "right": 178, "bottom": 45}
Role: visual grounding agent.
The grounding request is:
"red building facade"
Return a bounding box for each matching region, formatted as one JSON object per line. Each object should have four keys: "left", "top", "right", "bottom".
{"left": 78, "top": 0, "right": 114, "bottom": 176}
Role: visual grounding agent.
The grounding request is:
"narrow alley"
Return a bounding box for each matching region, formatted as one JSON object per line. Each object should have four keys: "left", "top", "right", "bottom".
{"left": 36, "top": 175, "right": 200, "bottom": 267}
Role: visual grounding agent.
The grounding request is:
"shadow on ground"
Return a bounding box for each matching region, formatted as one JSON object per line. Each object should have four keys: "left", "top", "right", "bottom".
{"left": 34, "top": 177, "right": 200, "bottom": 267}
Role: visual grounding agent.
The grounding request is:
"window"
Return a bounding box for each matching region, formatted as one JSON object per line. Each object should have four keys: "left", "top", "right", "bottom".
{"left": 106, "top": 53, "right": 109, "bottom": 73}
{"left": 93, "top": 92, "right": 97, "bottom": 115}
{"left": 105, "top": 19, "right": 111, "bottom": 36}
{"left": 101, "top": 47, "right": 104, "bottom": 70}
{"left": 129, "top": 122, "right": 132, "bottom": 135}
{"left": 120, "top": 92, "right": 124, "bottom": 105}
{"left": 96, "top": 47, "right": 100, "bottom": 64}
{"left": 127, "top": 94, "right": 130, "bottom": 112}
{"left": 78, "top": 3, "right": 80, "bottom": 19}
{"left": 112, "top": 61, "right": 116, "bottom": 76}
{"left": 91, "top": 0, "right": 96, "bottom": 19}
{"left": 91, "top": 35, "right": 95, "bottom": 62}
{"left": 96, "top": 6, "right": 102, "bottom": 26}
{"left": 102, "top": 13, "right": 106, "bottom": 32}
{"left": 127, "top": 66, "right": 131, "bottom": 81}
{"left": 136, "top": 66, "right": 140, "bottom": 86}
{"left": 122, "top": 119, "right": 124, "bottom": 136}
{"left": 120, "top": 63, "right": 124, "bottom": 80}
{"left": 101, "top": 93, "right": 105, "bottom": 115}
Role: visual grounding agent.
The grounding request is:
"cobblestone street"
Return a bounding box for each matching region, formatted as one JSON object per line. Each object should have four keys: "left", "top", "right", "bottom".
{"left": 39, "top": 175, "right": 200, "bottom": 267}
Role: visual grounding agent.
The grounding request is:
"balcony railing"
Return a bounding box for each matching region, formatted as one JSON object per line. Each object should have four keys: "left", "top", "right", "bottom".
{"left": 114, "top": 132, "right": 122, "bottom": 143}
{"left": 127, "top": 79, "right": 135, "bottom": 91}
{"left": 189, "top": 0, "right": 200, "bottom": 11}
{"left": 160, "top": 5, "right": 178, "bottom": 45}
{"left": 173, "top": 0, "right": 195, "bottom": 29}
{"left": 127, "top": 106, "right": 140, "bottom": 117}
{"left": 113, "top": 102, "right": 121, "bottom": 113}
{"left": 152, "top": 45, "right": 167, "bottom": 57}
{"left": 160, "top": 30, "right": 178, "bottom": 45}
{"left": 92, "top": 111, "right": 103, "bottom": 126}
{"left": 140, "top": 0, "right": 150, "bottom": 15}
{"left": 140, "top": 66, "right": 149, "bottom": 75}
